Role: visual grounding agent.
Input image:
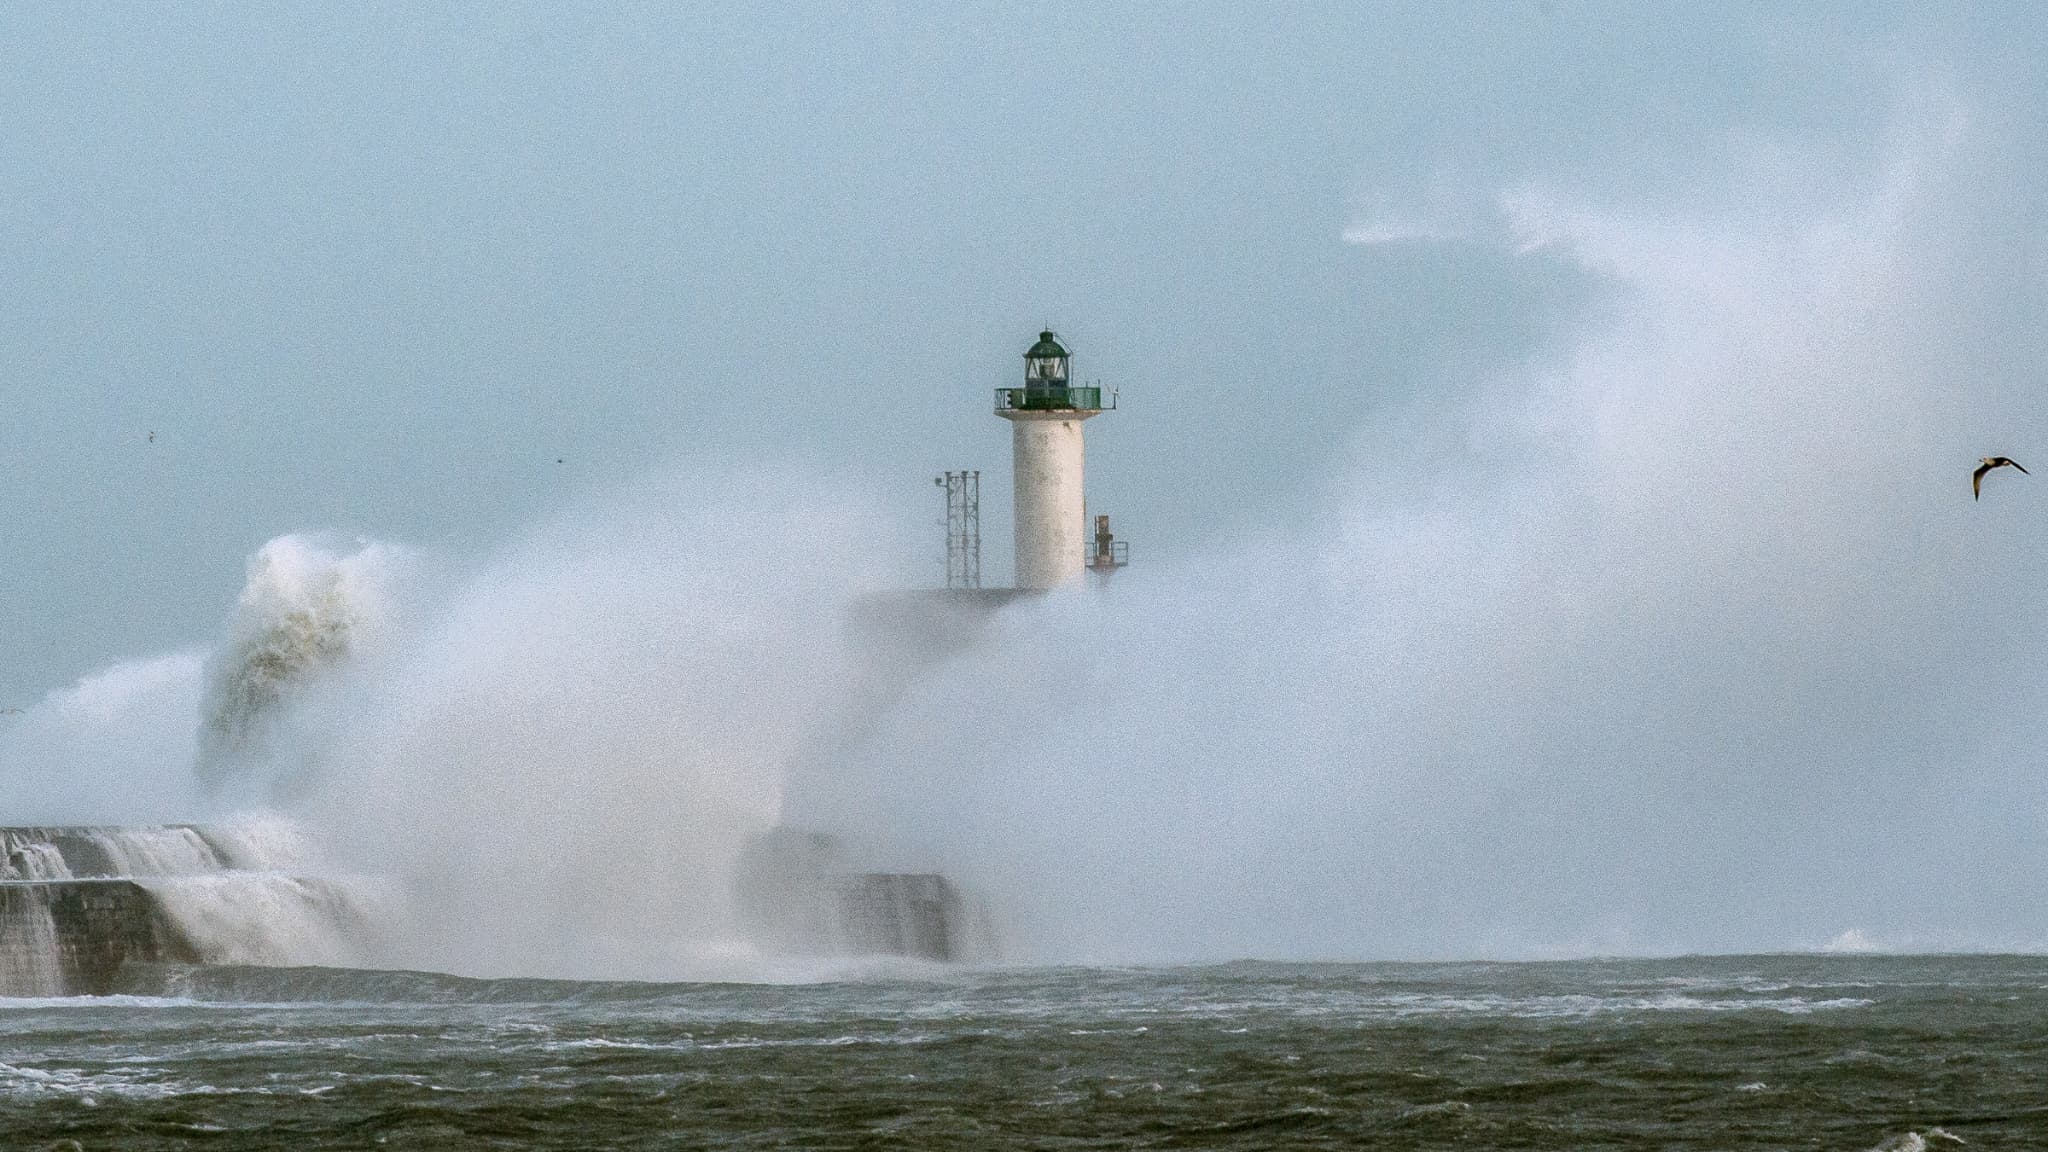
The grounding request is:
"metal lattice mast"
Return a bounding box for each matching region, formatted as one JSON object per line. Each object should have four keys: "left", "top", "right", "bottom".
{"left": 935, "top": 470, "right": 982, "bottom": 589}
{"left": 964, "top": 469, "right": 980, "bottom": 588}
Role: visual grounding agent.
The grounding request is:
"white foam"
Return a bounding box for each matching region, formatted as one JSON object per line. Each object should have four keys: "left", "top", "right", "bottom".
{"left": 0, "top": 1060, "right": 219, "bottom": 1101}
{"left": 3, "top": 843, "right": 71, "bottom": 882}
{"left": 1360, "top": 992, "right": 1874, "bottom": 1019}
{"left": 86, "top": 827, "right": 225, "bottom": 877}
{"left": 0, "top": 994, "right": 203, "bottom": 1009}
{"left": 1865, "top": 1131, "right": 1970, "bottom": 1151}
{"left": 140, "top": 873, "right": 391, "bottom": 968}
{"left": 196, "top": 811, "right": 319, "bottom": 872}
{"left": 1824, "top": 928, "right": 1887, "bottom": 954}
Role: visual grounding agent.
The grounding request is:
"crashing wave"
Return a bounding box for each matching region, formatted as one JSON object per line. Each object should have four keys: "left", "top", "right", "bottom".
{"left": 195, "top": 535, "right": 401, "bottom": 799}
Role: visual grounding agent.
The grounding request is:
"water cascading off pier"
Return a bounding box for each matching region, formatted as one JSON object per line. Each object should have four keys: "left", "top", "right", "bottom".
{"left": 0, "top": 822, "right": 378, "bottom": 994}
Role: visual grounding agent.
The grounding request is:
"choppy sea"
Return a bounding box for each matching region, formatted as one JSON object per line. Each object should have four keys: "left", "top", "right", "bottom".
{"left": 0, "top": 954, "right": 2040, "bottom": 1149}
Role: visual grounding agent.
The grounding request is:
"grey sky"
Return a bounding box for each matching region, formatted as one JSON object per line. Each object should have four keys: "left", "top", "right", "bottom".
{"left": 0, "top": 1, "right": 2035, "bottom": 702}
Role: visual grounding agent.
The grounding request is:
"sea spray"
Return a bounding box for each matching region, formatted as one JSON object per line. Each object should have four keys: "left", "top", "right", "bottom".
{"left": 12, "top": 106, "right": 2048, "bottom": 973}
{"left": 196, "top": 535, "right": 406, "bottom": 803}
{"left": 83, "top": 827, "right": 227, "bottom": 877}
{"left": 138, "top": 873, "right": 389, "bottom": 968}
{"left": 792, "top": 100, "right": 2048, "bottom": 963}
{"left": 193, "top": 810, "right": 317, "bottom": 872}
{"left": 0, "top": 654, "right": 206, "bottom": 827}
{"left": 132, "top": 813, "right": 390, "bottom": 968}
{"left": 0, "top": 842, "right": 71, "bottom": 883}
{"left": 0, "top": 816, "right": 387, "bottom": 981}
{"left": 1, "top": 479, "right": 910, "bottom": 982}
{"left": 0, "top": 821, "right": 297, "bottom": 880}
{"left": 290, "top": 468, "right": 906, "bottom": 979}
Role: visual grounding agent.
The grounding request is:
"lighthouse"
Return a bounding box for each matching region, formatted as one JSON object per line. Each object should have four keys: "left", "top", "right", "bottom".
{"left": 996, "top": 330, "right": 1111, "bottom": 588}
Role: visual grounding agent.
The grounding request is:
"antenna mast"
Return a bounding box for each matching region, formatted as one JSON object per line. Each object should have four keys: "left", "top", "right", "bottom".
{"left": 935, "top": 470, "right": 981, "bottom": 588}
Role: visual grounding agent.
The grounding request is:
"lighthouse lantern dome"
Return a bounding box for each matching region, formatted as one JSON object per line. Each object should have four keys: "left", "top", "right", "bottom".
{"left": 1023, "top": 330, "right": 1070, "bottom": 385}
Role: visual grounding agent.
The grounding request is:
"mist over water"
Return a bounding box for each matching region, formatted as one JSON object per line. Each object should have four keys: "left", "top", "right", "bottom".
{"left": 809, "top": 98, "right": 2048, "bottom": 963}
{"left": 0, "top": 467, "right": 914, "bottom": 978}
{"left": 294, "top": 471, "right": 910, "bottom": 979}
{"left": 5, "top": 96, "right": 2048, "bottom": 977}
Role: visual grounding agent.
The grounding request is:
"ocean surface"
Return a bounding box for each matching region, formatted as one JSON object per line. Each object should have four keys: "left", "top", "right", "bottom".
{"left": 0, "top": 954, "right": 2040, "bottom": 1149}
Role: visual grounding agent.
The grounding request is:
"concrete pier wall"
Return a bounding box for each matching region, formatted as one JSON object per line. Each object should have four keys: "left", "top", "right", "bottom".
{"left": 0, "top": 881, "right": 197, "bottom": 995}
{"left": 732, "top": 828, "right": 983, "bottom": 962}
{"left": 0, "top": 824, "right": 365, "bottom": 994}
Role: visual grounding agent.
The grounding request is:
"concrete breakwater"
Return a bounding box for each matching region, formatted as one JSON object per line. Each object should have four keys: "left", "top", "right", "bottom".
{"left": 0, "top": 823, "right": 376, "bottom": 995}
{"left": 0, "top": 880, "right": 194, "bottom": 995}
{"left": 0, "top": 822, "right": 976, "bottom": 994}
{"left": 733, "top": 828, "right": 989, "bottom": 963}
{"left": 1, "top": 824, "right": 258, "bottom": 882}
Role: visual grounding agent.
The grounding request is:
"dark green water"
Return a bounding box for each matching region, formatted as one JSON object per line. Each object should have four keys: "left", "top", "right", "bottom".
{"left": 0, "top": 955, "right": 2041, "bottom": 1149}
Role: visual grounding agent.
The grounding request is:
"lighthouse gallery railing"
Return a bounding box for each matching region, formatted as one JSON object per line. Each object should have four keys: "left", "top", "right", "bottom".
{"left": 994, "top": 386, "right": 1110, "bottom": 413}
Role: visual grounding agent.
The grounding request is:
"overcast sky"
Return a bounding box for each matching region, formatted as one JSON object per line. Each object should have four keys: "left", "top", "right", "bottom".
{"left": 1, "top": 2, "right": 2040, "bottom": 700}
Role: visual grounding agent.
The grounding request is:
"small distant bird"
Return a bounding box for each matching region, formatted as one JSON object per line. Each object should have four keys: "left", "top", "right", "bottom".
{"left": 556, "top": 458, "right": 564, "bottom": 464}
{"left": 147, "top": 431, "right": 155, "bottom": 443}
{"left": 1974, "top": 456, "right": 2029, "bottom": 500}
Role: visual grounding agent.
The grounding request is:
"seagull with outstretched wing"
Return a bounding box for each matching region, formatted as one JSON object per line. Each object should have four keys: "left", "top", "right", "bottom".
{"left": 1974, "top": 456, "right": 2029, "bottom": 500}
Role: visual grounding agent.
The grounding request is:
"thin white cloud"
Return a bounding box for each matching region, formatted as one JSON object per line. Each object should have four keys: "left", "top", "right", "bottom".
{"left": 1341, "top": 216, "right": 1466, "bottom": 247}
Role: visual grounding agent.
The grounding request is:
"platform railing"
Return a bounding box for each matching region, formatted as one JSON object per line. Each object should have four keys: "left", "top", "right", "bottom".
{"left": 994, "top": 385, "right": 1109, "bottom": 413}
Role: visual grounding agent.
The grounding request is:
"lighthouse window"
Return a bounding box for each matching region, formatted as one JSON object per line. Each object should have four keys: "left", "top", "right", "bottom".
{"left": 1028, "top": 358, "right": 1066, "bottom": 382}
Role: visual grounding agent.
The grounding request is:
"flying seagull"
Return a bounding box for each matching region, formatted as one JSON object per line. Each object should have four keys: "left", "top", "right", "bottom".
{"left": 1973, "top": 456, "right": 2029, "bottom": 500}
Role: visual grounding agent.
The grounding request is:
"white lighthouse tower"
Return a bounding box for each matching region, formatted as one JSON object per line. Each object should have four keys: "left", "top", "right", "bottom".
{"left": 997, "top": 330, "right": 1110, "bottom": 589}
